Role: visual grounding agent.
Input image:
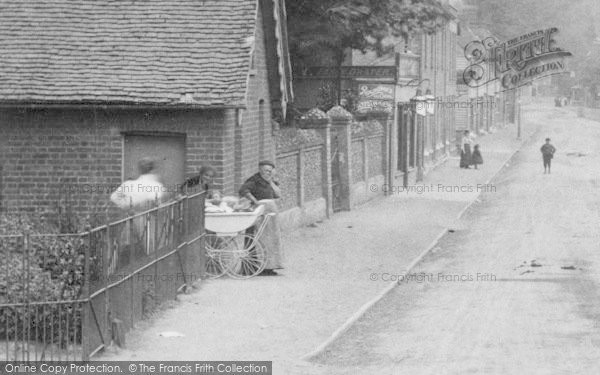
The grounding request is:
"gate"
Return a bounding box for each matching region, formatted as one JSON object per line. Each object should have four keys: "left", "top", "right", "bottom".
{"left": 0, "top": 192, "right": 205, "bottom": 361}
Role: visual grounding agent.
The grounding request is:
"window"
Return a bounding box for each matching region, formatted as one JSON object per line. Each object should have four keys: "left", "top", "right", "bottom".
{"left": 408, "top": 35, "right": 421, "bottom": 55}
{"left": 423, "top": 35, "right": 428, "bottom": 68}
{"left": 443, "top": 30, "right": 446, "bottom": 73}
{"left": 430, "top": 34, "right": 434, "bottom": 68}
{"left": 249, "top": 51, "right": 257, "bottom": 76}
{"left": 0, "top": 164, "right": 2, "bottom": 211}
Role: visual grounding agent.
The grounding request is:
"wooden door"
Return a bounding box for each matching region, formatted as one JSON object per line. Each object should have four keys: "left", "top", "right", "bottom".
{"left": 122, "top": 133, "right": 185, "bottom": 197}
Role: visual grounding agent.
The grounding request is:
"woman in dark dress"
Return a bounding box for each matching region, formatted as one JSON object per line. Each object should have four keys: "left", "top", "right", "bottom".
{"left": 239, "top": 160, "right": 283, "bottom": 275}
{"left": 460, "top": 130, "right": 473, "bottom": 169}
{"left": 471, "top": 144, "right": 483, "bottom": 169}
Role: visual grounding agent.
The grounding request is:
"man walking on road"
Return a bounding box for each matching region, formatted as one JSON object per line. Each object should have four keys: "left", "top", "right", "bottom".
{"left": 540, "top": 138, "right": 556, "bottom": 174}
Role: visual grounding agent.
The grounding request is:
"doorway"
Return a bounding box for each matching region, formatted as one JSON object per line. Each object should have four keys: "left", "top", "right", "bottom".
{"left": 122, "top": 132, "right": 186, "bottom": 196}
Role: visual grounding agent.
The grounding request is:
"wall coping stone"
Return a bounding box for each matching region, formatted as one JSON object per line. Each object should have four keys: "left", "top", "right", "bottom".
{"left": 327, "top": 105, "right": 353, "bottom": 119}
{"left": 298, "top": 107, "right": 330, "bottom": 128}
{"left": 354, "top": 110, "right": 390, "bottom": 121}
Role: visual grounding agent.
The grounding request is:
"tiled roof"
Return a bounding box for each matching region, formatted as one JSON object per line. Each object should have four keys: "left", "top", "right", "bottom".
{"left": 0, "top": 0, "right": 258, "bottom": 106}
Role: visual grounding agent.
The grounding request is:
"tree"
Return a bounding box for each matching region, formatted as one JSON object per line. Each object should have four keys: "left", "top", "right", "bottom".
{"left": 287, "top": 0, "right": 388, "bottom": 70}
{"left": 386, "top": 0, "right": 450, "bottom": 43}
{"left": 287, "top": 0, "right": 450, "bottom": 106}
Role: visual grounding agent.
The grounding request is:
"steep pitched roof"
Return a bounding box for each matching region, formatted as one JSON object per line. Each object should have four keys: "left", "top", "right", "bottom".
{"left": 0, "top": 0, "right": 258, "bottom": 107}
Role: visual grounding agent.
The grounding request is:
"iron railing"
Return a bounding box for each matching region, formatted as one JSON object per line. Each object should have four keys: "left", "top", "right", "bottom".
{"left": 0, "top": 192, "right": 206, "bottom": 361}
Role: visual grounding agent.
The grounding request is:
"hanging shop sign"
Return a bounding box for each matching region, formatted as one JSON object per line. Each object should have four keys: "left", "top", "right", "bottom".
{"left": 462, "top": 27, "right": 572, "bottom": 91}
{"left": 397, "top": 53, "right": 420, "bottom": 79}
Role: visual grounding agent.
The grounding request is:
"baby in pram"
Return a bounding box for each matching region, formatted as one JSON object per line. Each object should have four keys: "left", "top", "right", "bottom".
{"left": 205, "top": 192, "right": 254, "bottom": 213}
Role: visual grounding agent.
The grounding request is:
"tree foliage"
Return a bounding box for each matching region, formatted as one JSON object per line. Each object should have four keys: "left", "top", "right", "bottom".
{"left": 287, "top": 0, "right": 450, "bottom": 71}
{"left": 386, "top": 0, "right": 450, "bottom": 41}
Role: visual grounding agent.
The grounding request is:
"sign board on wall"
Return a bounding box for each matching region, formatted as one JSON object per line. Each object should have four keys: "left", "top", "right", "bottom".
{"left": 356, "top": 84, "right": 394, "bottom": 114}
{"left": 298, "top": 66, "right": 397, "bottom": 82}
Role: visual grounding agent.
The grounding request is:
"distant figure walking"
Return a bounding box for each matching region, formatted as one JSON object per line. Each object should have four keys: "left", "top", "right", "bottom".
{"left": 460, "top": 130, "right": 473, "bottom": 169}
{"left": 540, "top": 138, "right": 556, "bottom": 174}
{"left": 472, "top": 144, "right": 483, "bottom": 169}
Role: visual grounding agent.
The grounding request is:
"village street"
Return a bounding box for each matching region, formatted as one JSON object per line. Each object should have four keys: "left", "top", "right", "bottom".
{"left": 95, "top": 102, "right": 599, "bottom": 374}
{"left": 3, "top": 0, "right": 600, "bottom": 373}
{"left": 315, "top": 104, "right": 600, "bottom": 374}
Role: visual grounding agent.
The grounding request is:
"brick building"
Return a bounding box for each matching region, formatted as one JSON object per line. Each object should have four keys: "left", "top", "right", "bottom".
{"left": 412, "top": 6, "right": 459, "bottom": 167}
{"left": 453, "top": 0, "right": 520, "bottom": 130}
{"left": 0, "top": 0, "right": 292, "bottom": 222}
{"left": 350, "top": 0, "right": 460, "bottom": 184}
{"left": 292, "top": 0, "right": 459, "bottom": 192}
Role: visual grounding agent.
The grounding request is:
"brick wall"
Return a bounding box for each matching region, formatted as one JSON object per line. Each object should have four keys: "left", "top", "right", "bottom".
{"left": 0, "top": 106, "right": 235, "bottom": 221}
{"left": 0, "top": 4, "right": 283, "bottom": 223}
{"left": 349, "top": 120, "right": 386, "bottom": 207}
{"left": 275, "top": 127, "right": 325, "bottom": 211}
{"left": 275, "top": 126, "right": 328, "bottom": 229}
{"left": 0, "top": 4, "right": 280, "bottom": 221}
{"left": 234, "top": 3, "right": 276, "bottom": 192}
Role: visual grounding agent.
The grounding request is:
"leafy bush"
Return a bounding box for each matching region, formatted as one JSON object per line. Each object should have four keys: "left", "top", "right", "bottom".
{"left": 316, "top": 82, "right": 359, "bottom": 113}
{"left": 0, "top": 214, "right": 88, "bottom": 346}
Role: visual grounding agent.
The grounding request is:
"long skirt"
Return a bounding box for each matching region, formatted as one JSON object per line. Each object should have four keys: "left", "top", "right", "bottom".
{"left": 460, "top": 144, "right": 472, "bottom": 168}
{"left": 248, "top": 200, "right": 284, "bottom": 270}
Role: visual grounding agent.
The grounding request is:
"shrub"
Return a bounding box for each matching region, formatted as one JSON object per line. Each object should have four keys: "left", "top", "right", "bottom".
{"left": 316, "top": 82, "right": 359, "bottom": 113}
{"left": 0, "top": 214, "right": 88, "bottom": 346}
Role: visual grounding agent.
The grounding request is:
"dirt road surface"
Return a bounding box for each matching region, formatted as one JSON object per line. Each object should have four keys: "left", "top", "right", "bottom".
{"left": 314, "top": 107, "right": 600, "bottom": 374}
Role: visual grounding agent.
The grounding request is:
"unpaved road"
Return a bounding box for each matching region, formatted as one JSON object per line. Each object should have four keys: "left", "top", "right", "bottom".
{"left": 314, "top": 107, "right": 600, "bottom": 374}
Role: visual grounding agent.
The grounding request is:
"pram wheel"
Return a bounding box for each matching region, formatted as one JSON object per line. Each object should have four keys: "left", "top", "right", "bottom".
{"left": 203, "top": 206, "right": 271, "bottom": 279}
{"left": 219, "top": 234, "right": 267, "bottom": 279}
{"left": 204, "top": 234, "right": 228, "bottom": 278}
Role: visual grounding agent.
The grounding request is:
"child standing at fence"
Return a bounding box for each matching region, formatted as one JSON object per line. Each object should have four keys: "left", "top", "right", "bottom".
{"left": 471, "top": 144, "right": 483, "bottom": 169}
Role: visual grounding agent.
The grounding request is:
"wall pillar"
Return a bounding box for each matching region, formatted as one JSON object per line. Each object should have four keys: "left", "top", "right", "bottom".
{"left": 416, "top": 113, "right": 425, "bottom": 182}
{"left": 390, "top": 104, "right": 399, "bottom": 192}
{"left": 298, "top": 108, "right": 333, "bottom": 218}
{"left": 327, "top": 106, "right": 353, "bottom": 211}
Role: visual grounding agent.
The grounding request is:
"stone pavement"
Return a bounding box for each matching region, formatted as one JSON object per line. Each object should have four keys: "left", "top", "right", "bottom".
{"left": 97, "top": 103, "right": 552, "bottom": 374}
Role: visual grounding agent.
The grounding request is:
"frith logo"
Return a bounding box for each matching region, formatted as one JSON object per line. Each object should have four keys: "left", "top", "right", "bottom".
{"left": 462, "top": 27, "right": 572, "bottom": 91}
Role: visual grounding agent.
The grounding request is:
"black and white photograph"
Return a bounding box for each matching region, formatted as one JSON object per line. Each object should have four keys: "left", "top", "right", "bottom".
{"left": 0, "top": 0, "right": 599, "bottom": 374}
